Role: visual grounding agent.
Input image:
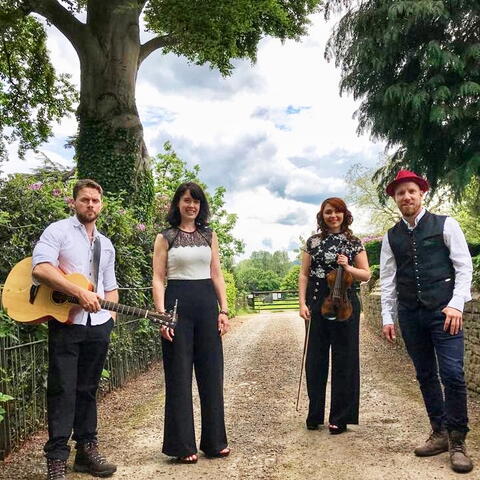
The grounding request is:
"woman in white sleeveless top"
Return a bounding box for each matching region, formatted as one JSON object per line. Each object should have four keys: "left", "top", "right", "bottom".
{"left": 152, "top": 182, "right": 230, "bottom": 464}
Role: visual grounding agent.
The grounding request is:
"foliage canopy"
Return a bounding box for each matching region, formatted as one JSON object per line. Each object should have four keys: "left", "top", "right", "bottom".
{"left": 0, "top": 0, "right": 321, "bottom": 167}
{"left": 326, "top": 0, "right": 480, "bottom": 197}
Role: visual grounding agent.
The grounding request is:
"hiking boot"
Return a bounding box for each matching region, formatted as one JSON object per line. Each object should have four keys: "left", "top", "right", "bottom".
{"left": 73, "top": 442, "right": 117, "bottom": 477}
{"left": 46, "top": 458, "right": 66, "bottom": 480}
{"left": 449, "top": 431, "right": 473, "bottom": 473}
{"left": 414, "top": 429, "right": 448, "bottom": 456}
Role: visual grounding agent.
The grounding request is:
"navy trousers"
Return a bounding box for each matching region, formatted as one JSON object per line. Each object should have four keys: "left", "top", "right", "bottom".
{"left": 398, "top": 306, "right": 468, "bottom": 432}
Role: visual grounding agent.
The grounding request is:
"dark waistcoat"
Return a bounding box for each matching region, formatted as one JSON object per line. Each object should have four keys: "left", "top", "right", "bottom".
{"left": 388, "top": 211, "right": 454, "bottom": 310}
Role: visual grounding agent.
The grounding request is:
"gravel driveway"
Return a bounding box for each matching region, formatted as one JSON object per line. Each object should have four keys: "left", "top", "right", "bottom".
{"left": 1, "top": 311, "right": 479, "bottom": 479}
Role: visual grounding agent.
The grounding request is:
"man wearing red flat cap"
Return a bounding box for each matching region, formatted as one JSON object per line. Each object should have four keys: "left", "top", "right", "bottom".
{"left": 380, "top": 170, "right": 473, "bottom": 473}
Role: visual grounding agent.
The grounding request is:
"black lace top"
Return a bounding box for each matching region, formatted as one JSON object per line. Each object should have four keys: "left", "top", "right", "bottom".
{"left": 161, "top": 226, "right": 213, "bottom": 250}
{"left": 305, "top": 232, "right": 364, "bottom": 280}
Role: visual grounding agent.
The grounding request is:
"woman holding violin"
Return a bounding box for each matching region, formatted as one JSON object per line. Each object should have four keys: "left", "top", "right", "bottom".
{"left": 299, "top": 197, "right": 370, "bottom": 434}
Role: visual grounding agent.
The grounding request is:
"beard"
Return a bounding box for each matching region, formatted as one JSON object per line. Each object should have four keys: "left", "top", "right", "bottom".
{"left": 76, "top": 210, "right": 99, "bottom": 224}
{"left": 399, "top": 203, "right": 420, "bottom": 217}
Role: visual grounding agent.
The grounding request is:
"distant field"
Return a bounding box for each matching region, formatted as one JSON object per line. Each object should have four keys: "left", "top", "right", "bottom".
{"left": 252, "top": 292, "right": 299, "bottom": 311}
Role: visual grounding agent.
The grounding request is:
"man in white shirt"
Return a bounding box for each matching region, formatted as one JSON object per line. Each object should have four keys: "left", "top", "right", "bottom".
{"left": 32, "top": 179, "right": 118, "bottom": 480}
{"left": 380, "top": 170, "right": 473, "bottom": 474}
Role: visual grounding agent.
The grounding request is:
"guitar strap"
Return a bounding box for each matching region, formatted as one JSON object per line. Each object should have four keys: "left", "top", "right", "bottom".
{"left": 92, "top": 236, "right": 101, "bottom": 293}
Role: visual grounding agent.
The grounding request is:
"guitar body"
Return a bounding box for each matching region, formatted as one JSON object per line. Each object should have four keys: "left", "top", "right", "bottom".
{"left": 2, "top": 257, "right": 92, "bottom": 324}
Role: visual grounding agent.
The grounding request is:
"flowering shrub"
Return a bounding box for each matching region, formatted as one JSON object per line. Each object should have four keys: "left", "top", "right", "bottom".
{"left": 0, "top": 174, "right": 72, "bottom": 282}
{"left": 0, "top": 172, "right": 155, "bottom": 310}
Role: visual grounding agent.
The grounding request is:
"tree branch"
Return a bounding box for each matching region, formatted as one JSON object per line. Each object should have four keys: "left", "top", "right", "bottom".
{"left": 139, "top": 35, "right": 178, "bottom": 65}
{"left": 26, "top": 0, "right": 87, "bottom": 55}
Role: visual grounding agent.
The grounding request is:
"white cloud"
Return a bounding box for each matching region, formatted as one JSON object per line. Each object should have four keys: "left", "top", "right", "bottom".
{"left": 5, "top": 11, "right": 383, "bottom": 260}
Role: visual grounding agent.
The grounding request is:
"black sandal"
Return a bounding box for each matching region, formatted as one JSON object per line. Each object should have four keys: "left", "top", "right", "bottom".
{"left": 205, "top": 448, "right": 230, "bottom": 458}
{"left": 175, "top": 454, "right": 198, "bottom": 464}
{"left": 328, "top": 424, "right": 347, "bottom": 435}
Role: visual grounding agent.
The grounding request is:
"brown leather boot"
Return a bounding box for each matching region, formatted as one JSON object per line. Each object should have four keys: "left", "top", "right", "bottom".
{"left": 46, "top": 458, "right": 66, "bottom": 480}
{"left": 73, "top": 442, "right": 117, "bottom": 477}
{"left": 414, "top": 429, "right": 449, "bottom": 456}
{"left": 449, "top": 430, "right": 473, "bottom": 473}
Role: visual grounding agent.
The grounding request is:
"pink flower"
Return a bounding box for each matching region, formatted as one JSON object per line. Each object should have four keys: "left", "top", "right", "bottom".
{"left": 361, "top": 235, "right": 383, "bottom": 244}
{"left": 136, "top": 223, "right": 146, "bottom": 231}
{"left": 51, "top": 189, "right": 61, "bottom": 197}
{"left": 28, "top": 182, "right": 43, "bottom": 190}
{"left": 64, "top": 196, "right": 73, "bottom": 205}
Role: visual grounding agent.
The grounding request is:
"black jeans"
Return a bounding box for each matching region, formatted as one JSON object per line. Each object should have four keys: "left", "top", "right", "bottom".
{"left": 44, "top": 318, "right": 113, "bottom": 460}
{"left": 398, "top": 306, "right": 468, "bottom": 433}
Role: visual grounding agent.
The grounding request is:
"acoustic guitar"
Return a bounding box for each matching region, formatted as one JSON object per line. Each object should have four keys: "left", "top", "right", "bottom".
{"left": 1, "top": 257, "right": 176, "bottom": 328}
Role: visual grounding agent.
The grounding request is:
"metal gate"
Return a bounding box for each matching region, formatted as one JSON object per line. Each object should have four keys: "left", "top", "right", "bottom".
{"left": 249, "top": 290, "right": 299, "bottom": 311}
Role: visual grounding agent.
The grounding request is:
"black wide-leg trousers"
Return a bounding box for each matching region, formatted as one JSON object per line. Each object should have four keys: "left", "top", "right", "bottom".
{"left": 44, "top": 318, "right": 113, "bottom": 460}
{"left": 305, "top": 291, "right": 360, "bottom": 427}
{"left": 162, "top": 279, "right": 227, "bottom": 457}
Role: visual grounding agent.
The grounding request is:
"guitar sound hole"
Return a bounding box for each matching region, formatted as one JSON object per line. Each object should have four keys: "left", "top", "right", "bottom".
{"left": 51, "top": 291, "right": 68, "bottom": 304}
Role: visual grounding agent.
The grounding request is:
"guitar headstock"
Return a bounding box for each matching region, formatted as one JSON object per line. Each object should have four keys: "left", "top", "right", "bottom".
{"left": 148, "top": 300, "right": 178, "bottom": 329}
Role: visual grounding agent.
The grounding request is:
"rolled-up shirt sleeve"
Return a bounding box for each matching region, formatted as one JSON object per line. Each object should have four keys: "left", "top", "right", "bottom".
{"left": 32, "top": 224, "right": 62, "bottom": 269}
{"left": 443, "top": 217, "right": 472, "bottom": 312}
{"left": 380, "top": 233, "right": 398, "bottom": 326}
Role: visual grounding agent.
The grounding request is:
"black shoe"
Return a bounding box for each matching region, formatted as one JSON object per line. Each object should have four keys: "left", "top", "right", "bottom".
{"left": 74, "top": 442, "right": 117, "bottom": 477}
{"left": 175, "top": 454, "right": 198, "bottom": 464}
{"left": 306, "top": 423, "right": 319, "bottom": 430}
{"left": 46, "top": 458, "right": 66, "bottom": 480}
{"left": 205, "top": 448, "right": 230, "bottom": 459}
{"left": 329, "top": 424, "right": 347, "bottom": 435}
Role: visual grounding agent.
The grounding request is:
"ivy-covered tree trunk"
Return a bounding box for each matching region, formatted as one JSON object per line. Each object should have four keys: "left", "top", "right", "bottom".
{"left": 75, "top": 2, "right": 154, "bottom": 219}
{"left": 5, "top": 0, "right": 320, "bottom": 218}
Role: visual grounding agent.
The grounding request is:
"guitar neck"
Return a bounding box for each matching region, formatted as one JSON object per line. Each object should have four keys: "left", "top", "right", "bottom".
{"left": 65, "top": 296, "right": 176, "bottom": 327}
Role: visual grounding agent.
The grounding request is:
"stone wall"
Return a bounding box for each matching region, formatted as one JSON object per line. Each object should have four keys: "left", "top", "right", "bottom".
{"left": 360, "top": 282, "right": 480, "bottom": 396}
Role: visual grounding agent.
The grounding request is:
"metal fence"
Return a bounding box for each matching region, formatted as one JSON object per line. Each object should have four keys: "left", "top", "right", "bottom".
{"left": 0, "top": 316, "right": 162, "bottom": 459}
{"left": 249, "top": 290, "right": 299, "bottom": 311}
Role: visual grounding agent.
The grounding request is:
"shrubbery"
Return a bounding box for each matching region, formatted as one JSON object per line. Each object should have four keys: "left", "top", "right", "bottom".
{"left": 223, "top": 270, "right": 238, "bottom": 318}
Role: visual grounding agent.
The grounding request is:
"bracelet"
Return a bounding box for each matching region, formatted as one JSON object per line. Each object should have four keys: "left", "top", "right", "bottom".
{"left": 219, "top": 310, "right": 228, "bottom": 316}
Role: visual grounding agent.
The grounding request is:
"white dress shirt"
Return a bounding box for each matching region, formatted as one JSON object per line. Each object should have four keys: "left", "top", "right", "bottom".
{"left": 32, "top": 216, "right": 118, "bottom": 325}
{"left": 380, "top": 208, "right": 472, "bottom": 326}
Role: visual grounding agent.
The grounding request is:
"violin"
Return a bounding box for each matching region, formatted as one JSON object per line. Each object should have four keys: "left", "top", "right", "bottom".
{"left": 321, "top": 257, "right": 353, "bottom": 321}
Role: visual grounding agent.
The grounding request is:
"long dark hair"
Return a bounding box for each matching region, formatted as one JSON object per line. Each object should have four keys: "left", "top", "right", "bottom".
{"left": 166, "top": 182, "right": 210, "bottom": 227}
{"left": 316, "top": 197, "right": 353, "bottom": 239}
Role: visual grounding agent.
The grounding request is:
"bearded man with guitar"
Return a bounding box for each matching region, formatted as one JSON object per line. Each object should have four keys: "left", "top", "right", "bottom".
{"left": 32, "top": 179, "right": 118, "bottom": 480}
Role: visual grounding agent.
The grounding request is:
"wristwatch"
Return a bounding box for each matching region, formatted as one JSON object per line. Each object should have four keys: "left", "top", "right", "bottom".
{"left": 219, "top": 310, "right": 228, "bottom": 316}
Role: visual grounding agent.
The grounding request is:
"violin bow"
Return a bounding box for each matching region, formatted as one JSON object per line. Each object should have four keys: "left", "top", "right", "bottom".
{"left": 295, "top": 314, "right": 312, "bottom": 411}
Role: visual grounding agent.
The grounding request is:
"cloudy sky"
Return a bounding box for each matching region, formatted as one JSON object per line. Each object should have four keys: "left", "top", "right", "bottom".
{"left": 3, "top": 11, "right": 384, "bottom": 260}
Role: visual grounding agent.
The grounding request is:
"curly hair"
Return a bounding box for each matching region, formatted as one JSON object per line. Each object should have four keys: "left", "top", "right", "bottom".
{"left": 316, "top": 197, "right": 354, "bottom": 239}
{"left": 166, "top": 182, "right": 210, "bottom": 227}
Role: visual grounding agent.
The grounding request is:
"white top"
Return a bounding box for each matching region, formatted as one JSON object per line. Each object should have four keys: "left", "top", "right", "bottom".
{"left": 164, "top": 229, "right": 212, "bottom": 280}
{"left": 380, "top": 208, "right": 473, "bottom": 325}
{"left": 32, "top": 216, "right": 118, "bottom": 325}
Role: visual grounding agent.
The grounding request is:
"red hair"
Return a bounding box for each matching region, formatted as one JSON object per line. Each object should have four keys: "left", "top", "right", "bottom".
{"left": 316, "top": 197, "right": 354, "bottom": 239}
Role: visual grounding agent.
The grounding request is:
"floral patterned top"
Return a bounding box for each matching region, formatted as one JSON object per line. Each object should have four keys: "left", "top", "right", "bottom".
{"left": 305, "top": 232, "right": 364, "bottom": 280}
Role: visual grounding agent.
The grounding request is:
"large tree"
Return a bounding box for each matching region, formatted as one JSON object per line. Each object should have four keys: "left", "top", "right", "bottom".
{"left": 1, "top": 0, "right": 321, "bottom": 216}
{"left": 325, "top": 0, "right": 480, "bottom": 197}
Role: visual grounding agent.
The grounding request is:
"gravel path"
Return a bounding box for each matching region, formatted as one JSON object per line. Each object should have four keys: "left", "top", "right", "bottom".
{"left": 1, "top": 311, "right": 479, "bottom": 479}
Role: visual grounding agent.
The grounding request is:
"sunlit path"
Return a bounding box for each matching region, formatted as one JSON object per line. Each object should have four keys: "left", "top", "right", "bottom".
{"left": 1, "top": 312, "right": 479, "bottom": 479}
